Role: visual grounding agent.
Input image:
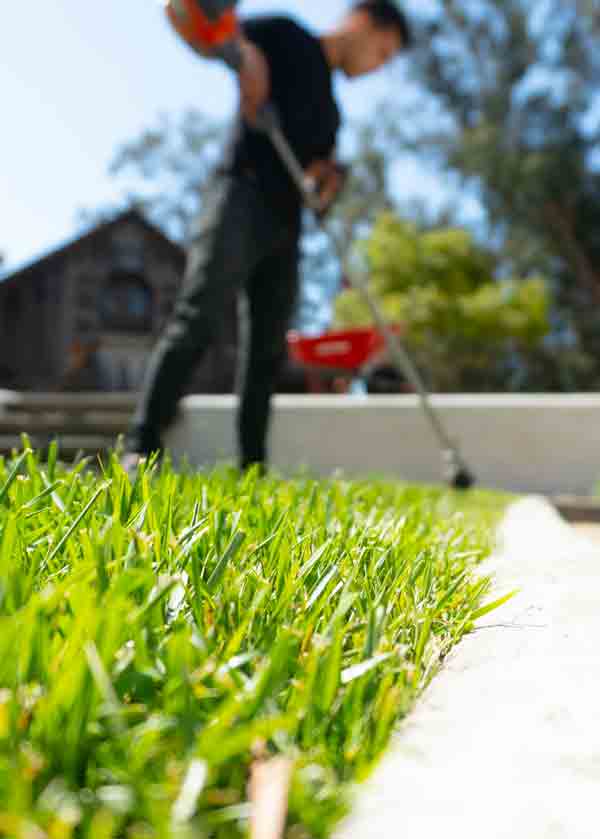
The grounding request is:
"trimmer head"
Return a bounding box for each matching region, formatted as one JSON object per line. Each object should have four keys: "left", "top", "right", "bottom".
{"left": 449, "top": 466, "right": 476, "bottom": 490}
{"left": 443, "top": 450, "right": 476, "bottom": 490}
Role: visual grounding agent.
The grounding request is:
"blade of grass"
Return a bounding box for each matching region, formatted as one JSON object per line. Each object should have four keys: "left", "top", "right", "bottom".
{"left": 41, "top": 482, "right": 110, "bottom": 574}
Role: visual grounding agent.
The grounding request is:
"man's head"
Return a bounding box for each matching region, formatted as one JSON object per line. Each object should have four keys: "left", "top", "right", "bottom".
{"left": 336, "top": 1, "right": 412, "bottom": 78}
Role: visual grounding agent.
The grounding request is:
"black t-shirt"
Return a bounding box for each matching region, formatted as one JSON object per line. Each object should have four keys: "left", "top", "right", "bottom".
{"left": 221, "top": 16, "right": 341, "bottom": 221}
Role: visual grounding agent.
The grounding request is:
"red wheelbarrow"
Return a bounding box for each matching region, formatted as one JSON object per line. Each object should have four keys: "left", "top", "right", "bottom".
{"left": 287, "top": 325, "right": 403, "bottom": 377}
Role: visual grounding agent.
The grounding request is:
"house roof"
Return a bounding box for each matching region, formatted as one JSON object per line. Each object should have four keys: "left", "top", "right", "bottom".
{"left": 0, "top": 209, "right": 185, "bottom": 289}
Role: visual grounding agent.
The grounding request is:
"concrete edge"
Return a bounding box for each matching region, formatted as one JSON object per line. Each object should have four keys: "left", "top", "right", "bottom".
{"left": 335, "top": 494, "right": 599, "bottom": 839}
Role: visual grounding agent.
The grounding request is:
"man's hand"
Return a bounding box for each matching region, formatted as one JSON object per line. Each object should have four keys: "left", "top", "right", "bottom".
{"left": 238, "top": 37, "right": 270, "bottom": 124}
{"left": 305, "top": 159, "right": 348, "bottom": 216}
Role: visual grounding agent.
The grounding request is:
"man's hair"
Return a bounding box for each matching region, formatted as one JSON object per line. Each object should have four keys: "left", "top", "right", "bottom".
{"left": 352, "top": 1, "right": 413, "bottom": 49}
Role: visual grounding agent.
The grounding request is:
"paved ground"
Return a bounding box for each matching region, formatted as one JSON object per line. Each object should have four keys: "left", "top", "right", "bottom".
{"left": 574, "top": 523, "right": 600, "bottom": 545}
{"left": 337, "top": 498, "right": 600, "bottom": 839}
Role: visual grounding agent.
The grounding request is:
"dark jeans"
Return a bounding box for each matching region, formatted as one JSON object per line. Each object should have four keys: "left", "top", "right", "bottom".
{"left": 128, "top": 173, "right": 300, "bottom": 468}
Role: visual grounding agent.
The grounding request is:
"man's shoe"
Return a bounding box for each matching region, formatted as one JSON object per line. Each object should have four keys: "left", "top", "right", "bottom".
{"left": 120, "top": 451, "right": 146, "bottom": 481}
{"left": 240, "top": 459, "right": 267, "bottom": 478}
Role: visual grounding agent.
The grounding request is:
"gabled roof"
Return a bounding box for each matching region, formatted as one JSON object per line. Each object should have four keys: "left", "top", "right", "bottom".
{"left": 0, "top": 209, "right": 185, "bottom": 289}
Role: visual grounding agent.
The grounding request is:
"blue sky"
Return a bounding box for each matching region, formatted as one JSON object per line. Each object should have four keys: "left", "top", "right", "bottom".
{"left": 2, "top": 0, "right": 453, "bottom": 273}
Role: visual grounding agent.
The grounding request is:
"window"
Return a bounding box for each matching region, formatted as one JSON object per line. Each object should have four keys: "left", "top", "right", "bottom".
{"left": 101, "top": 271, "right": 153, "bottom": 332}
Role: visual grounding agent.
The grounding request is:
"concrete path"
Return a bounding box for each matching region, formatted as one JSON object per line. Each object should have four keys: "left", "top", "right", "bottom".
{"left": 574, "top": 523, "right": 600, "bottom": 545}
{"left": 337, "top": 498, "right": 600, "bottom": 839}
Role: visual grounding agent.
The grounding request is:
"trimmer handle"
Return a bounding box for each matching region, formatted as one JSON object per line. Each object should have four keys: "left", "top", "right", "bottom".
{"left": 214, "top": 37, "right": 244, "bottom": 71}
{"left": 253, "top": 104, "right": 324, "bottom": 215}
{"left": 221, "top": 49, "right": 325, "bottom": 215}
{"left": 255, "top": 104, "right": 347, "bottom": 220}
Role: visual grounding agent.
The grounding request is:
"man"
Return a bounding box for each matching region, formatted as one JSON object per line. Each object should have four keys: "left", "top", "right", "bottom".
{"left": 125, "top": 0, "right": 412, "bottom": 472}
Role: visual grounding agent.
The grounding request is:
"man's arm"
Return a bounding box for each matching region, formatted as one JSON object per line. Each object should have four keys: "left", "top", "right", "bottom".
{"left": 234, "top": 26, "right": 346, "bottom": 213}
{"left": 237, "top": 36, "right": 270, "bottom": 123}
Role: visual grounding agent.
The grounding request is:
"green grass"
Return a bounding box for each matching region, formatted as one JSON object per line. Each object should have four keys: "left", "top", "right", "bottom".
{"left": 0, "top": 443, "right": 511, "bottom": 838}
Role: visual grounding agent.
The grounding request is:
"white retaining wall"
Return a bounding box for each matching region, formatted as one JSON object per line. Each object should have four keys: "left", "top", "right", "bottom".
{"left": 167, "top": 394, "right": 600, "bottom": 495}
{"left": 0, "top": 391, "right": 16, "bottom": 416}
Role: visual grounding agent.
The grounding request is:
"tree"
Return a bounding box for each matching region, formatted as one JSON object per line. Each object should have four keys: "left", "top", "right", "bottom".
{"left": 400, "top": 0, "right": 600, "bottom": 387}
{"left": 80, "top": 110, "right": 224, "bottom": 242}
{"left": 335, "top": 213, "right": 550, "bottom": 391}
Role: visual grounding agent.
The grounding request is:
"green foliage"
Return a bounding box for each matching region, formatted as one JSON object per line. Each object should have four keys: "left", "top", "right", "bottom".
{"left": 404, "top": 0, "right": 600, "bottom": 387}
{"left": 335, "top": 213, "right": 550, "bottom": 390}
{"left": 0, "top": 446, "right": 509, "bottom": 837}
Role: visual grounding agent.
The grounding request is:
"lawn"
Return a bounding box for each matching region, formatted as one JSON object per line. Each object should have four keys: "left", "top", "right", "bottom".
{"left": 0, "top": 443, "right": 511, "bottom": 838}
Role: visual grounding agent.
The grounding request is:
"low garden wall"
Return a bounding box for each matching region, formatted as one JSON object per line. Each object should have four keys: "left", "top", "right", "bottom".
{"left": 167, "top": 393, "right": 600, "bottom": 495}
